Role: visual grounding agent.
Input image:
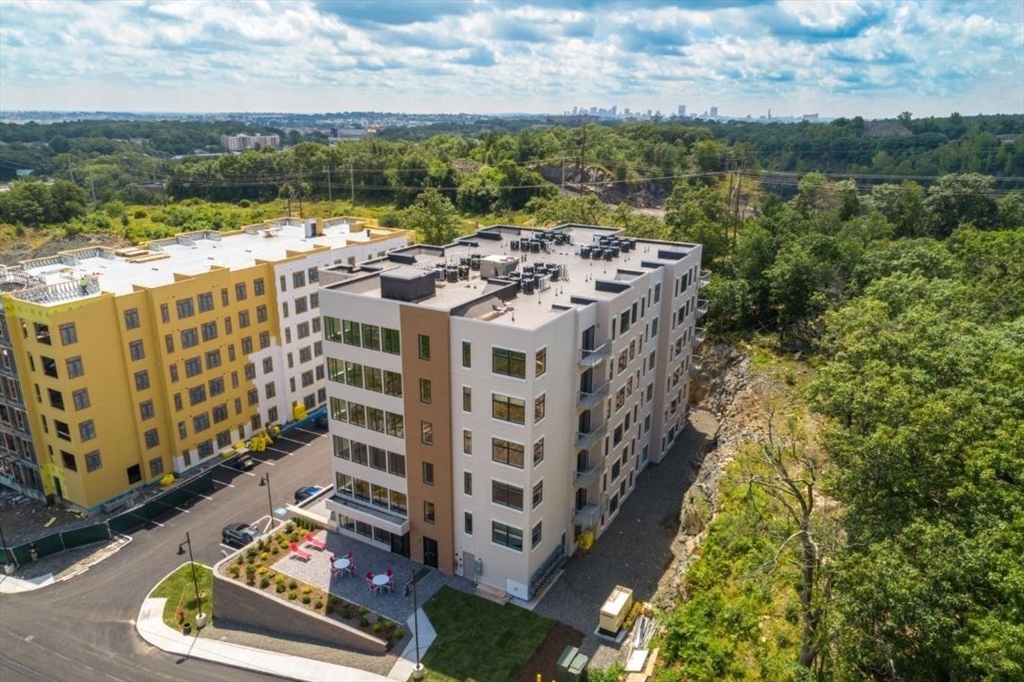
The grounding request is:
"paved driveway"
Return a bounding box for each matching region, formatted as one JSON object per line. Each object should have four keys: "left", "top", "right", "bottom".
{"left": 533, "top": 412, "right": 715, "bottom": 669}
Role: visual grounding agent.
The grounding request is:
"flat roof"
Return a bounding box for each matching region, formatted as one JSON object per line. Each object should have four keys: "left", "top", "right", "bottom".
{"left": 323, "top": 224, "right": 700, "bottom": 328}
{"left": 1, "top": 217, "right": 405, "bottom": 305}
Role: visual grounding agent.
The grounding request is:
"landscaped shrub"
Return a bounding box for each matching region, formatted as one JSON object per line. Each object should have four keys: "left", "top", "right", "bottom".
{"left": 257, "top": 566, "right": 268, "bottom": 575}
{"left": 259, "top": 576, "right": 270, "bottom": 589}
{"left": 395, "top": 627, "right": 405, "bottom": 639}
{"left": 229, "top": 564, "right": 241, "bottom": 578}
{"left": 260, "top": 552, "right": 269, "bottom": 561}
{"left": 358, "top": 606, "right": 369, "bottom": 617}
{"left": 302, "top": 586, "right": 312, "bottom": 595}
{"left": 285, "top": 522, "right": 295, "bottom": 534}
{"left": 302, "top": 594, "right": 312, "bottom": 604}
{"left": 276, "top": 583, "right": 287, "bottom": 593}
{"left": 270, "top": 544, "right": 280, "bottom": 555}
{"left": 288, "top": 591, "right": 298, "bottom": 600}
{"left": 288, "top": 579, "right": 298, "bottom": 590}
{"left": 360, "top": 616, "right": 370, "bottom": 627}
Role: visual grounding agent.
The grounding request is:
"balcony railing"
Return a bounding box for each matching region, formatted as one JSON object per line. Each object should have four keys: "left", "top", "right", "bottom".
{"left": 578, "top": 342, "right": 611, "bottom": 368}
{"left": 575, "top": 419, "right": 608, "bottom": 450}
{"left": 690, "top": 355, "right": 704, "bottom": 375}
{"left": 574, "top": 460, "right": 602, "bottom": 488}
{"left": 573, "top": 503, "right": 601, "bottom": 529}
{"left": 695, "top": 299, "right": 709, "bottom": 319}
{"left": 699, "top": 270, "right": 711, "bottom": 288}
{"left": 692, "top": 327, "right": 706, "bottom": 348}
{"left": 577, "top": 382, "right": 610, "bottom": 410}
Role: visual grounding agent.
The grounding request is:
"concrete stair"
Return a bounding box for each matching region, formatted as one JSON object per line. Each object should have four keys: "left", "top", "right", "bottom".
{"left": 474, "top": 583, "right": 509, "bottom": 605}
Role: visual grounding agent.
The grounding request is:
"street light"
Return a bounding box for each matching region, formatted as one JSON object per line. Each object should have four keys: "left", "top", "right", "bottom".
{"left": 407, "top": 566, "right": 431, "bottom": 680}
{"left": 177, "top": 532, "right": 204, "bottom": 628}
{"left": 258, "top": 473, "right": 274, "bottom": 532}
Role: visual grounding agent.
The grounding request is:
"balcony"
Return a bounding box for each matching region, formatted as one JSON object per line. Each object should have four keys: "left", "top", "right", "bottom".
{"left": 573, "top": 503, "right": 601, "bottom": 529}
{"left": 577, "top": 382, "right": 610, "bottom": 410}
{"left": 326, "top": 494, "right": 410, "bottom": 536}
{"left": 574, "top": 460, "right": 602, "bottom": 488}
{"left": 692, "top": 327, "right": 706, "bottom": 348}
{"left": 575, "top": 419, "right": 608, "bottom": 450}
{"left": 578, "top": 342, "right": 611, "bottom": 369}
{"left": 695, "top": 299, "right": 709, "bottom": 319}
{"left": 690, "top": 355, "right": 704, "bottom": 375}
{"left": 699, "top": 270, "right": 711, "bottom": 288}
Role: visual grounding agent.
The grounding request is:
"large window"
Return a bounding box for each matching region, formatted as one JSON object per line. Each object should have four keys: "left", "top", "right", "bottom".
{"left": 492, "top": 522, "right": 523, "bottom": 551}
{"left": 492, "top": 437, "right": 525, "bottom": 469}
{"left": 327, "top": 358, "right": 344, "bottom": 382}
{"left": 176, "top": 298, "right": 194, "bottom": 319}
{"left": 124, "top": 308, "right": 140, "bottom": 330}
{"left": 383, "top": 370, "right": 403, "bottom": 397}
{"left": 59, "top": 322, "right": 78, "bottom": 346}
{"left": 418, "top": 334, "right": 431, "bottom": 360}
{"left": 535, "top": 348, "right": 547, "bottom": 377}
{"left": 531, "top": 521, "right": 543, "bottom": 549}
{"left": 201, "top": 321, "right": 218, "bottom": 342}
{"left": 419, "top": 378, "right": 432, "bottom": 404}
{"left": 382, "top": 327, "right": 401, "bottom": 354}
{"left": 492, "top": 347, "right": 526, "bottom": 378}
{"left": 492, "top": 393, "right": 526, "bottom": 424}
{"left": 462, "top": 341, "right": 471, "bottom": 368}
{"left": 362, "top": 324, "right": 380, "bottom": 351}
{"left": 198, "top": 292, "right": 214, "bottom": 312}
{"left": 534, "top": 394, "right": 546, "bottom": 422}
{"left": 533, "top": 481, "right": 544, "bottom": 508}
{"left": 421, "top": 420, "right": 433, "bottom": 445}
{"left": 492, "top": 481, "right": 524, "bottom": 510}
{"left": 181, "top": 328, "right": 199, "bottom": 349}
{"left": 324, "top": 317, "right": 343, "bottom": 342}
{"left": 342, "top": 320, "right": 360, "bottom": 346}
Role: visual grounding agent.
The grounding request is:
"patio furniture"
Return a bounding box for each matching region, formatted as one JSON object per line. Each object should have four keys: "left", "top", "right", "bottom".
{"left": 304, "top": 532, "right": 327, "bottom": 551}
{"left": 333, "top": 557, "right": 351, "bottom": 576}
{"left": 372, "top": 573, "right": 391, "bottom": 593}
{"left": 288, "top": 542, "right": 311, "bottom": 561}
{"left": 366, "top": 571, "right": 379, "bottom": 594}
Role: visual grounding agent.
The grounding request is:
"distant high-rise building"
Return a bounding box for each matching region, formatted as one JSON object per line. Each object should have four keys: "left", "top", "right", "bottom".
{"left": 709, "top": 107, "right": 719, "bottom": 118}
{"left": 678, "top": 105, "right": 686, "bottom": 117}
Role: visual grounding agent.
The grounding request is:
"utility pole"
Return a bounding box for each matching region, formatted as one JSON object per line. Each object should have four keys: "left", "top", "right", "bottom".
{"left": 578, "top": 124, "right": 588, "bottom": 191}
{"left": 349, "top": 159, "right": 355, "bottom": 207}
{"left": 326, "top": 167, "right": 333, "bottom": 211}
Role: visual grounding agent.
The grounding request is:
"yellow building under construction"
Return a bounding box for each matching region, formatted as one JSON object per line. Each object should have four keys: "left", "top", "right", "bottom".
{"left": 0, "top": 217, "right": 408, "bottom": 512}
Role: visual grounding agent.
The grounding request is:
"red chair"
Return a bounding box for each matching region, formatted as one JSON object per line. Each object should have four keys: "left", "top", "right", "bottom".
{"left": 365, "top": 571, "right": 378, "bottom": 594}
{"left": 345, "top": 561, "right": 356, "bottom": 577}
{"left": 288, "top": 542, "right": 311, "bottom": 561}
{"left": 343, "top": 551, "right": 354, "bottom": 560}
{"left": 385, "top": 567, "right": 393, "bottom": 577}
{"left": 304, "top": 532, "right": 327, "bottom": 551}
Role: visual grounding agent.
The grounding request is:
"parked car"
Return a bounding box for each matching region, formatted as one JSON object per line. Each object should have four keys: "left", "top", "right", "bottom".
{"left": 294, "top": 486, "right": 321, "bottom": 504}
{"left": 233, "top": 453, "right": 256, "bottom": 471}
{"left": 221, "top": 522, "right": 259, "bottom": 548}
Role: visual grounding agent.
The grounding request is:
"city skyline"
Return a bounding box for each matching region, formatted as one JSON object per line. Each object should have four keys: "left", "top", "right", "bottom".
{"left": 0, "top": 1, "right": 1021, "bottom": 120}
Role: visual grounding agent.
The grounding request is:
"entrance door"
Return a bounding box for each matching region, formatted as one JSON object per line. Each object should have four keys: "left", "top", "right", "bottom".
{"left": 52, "top": 476, "right": 63, "bottom": 501}
{"left": 463, "top": 551, "right": 476, "bottom": 581}
{"left": 423, "top": 537, "right": 439, "bottom": 568}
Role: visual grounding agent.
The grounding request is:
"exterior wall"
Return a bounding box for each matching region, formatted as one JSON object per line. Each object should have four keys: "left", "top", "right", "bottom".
{"left": 322, "top": 293, "right": 410, "bottom": 553}
{"left": 448, "top": 312, "right": 576, "bottom": 599}
{"left": 399, "top": 305, "right": 454, "bottom": 574}
{"left": 4, "top": 294, "right": 140, "bottom": 508}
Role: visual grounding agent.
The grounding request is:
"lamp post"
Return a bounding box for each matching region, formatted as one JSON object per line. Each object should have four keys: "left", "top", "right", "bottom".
{"left": 0, "top": 516, "right": 17, "bottom": 572}
{"left": 408, "top": 566, "right": 431, "bottom": 680}
{"left": 258, "top": 473, "right": 274, "bottom": 532}
{"left": 177, "top": 532, "right": 204, "bottom": 627}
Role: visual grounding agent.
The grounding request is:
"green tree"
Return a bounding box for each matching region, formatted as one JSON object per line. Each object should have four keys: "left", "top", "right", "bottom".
{"left": 924, "top": 172, "right": 998, "bottom": 237}
{"left": 528, "top": 194, "right": 607, "bottom": 226}
{"left": 404, "top": 187, "right": 462, "bottom": 245}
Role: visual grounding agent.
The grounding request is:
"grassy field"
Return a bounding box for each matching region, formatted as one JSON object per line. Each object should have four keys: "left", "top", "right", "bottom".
{"left": 151, "top": 562, "right": 214, "bottom": 629}
{"left": 420, "top": 586, "right": 555, "bottom": 682}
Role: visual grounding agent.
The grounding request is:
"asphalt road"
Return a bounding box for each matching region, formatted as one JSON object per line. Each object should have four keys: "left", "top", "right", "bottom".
{"left": 0, "top": 425, "right": 334, "bottom": 682}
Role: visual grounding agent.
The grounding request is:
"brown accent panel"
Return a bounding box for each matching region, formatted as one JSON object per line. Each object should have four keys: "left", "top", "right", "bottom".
{"left": 399, "top": 305, "right": 454, "bottom": 573}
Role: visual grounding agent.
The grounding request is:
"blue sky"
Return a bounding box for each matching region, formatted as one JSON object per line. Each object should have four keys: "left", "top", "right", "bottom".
{"left": 1, "top": 0, "right": 1021, "bottom": 119}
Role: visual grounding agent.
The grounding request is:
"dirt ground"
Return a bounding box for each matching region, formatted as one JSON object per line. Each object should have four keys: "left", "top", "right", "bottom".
{"left": 516, "top": 622, "right": 586, "bottom": 682}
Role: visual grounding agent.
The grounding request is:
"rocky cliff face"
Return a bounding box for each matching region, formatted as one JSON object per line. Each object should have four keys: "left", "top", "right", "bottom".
{"left": 534, "top": 164, "right": 670, "bottom": 208}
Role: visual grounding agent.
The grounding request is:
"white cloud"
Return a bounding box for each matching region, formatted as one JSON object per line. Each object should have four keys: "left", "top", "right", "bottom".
{"left": 0, "top": 0, "right": 1019, "bottom": 118}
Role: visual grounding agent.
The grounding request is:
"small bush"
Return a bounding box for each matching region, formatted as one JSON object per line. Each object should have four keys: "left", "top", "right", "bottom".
{"left": 229, "top": 564, "right": 241, "bottom": 578}
{"left": 238, "top": 199, "right": 251, "bottom": 208}
{"left": 256, "top": 539, "right": 266, "bottom": 552}
{"left": 395, "top": 627, "right": 405, "bottom": 639}
{"left": 289, "top": 579, "right": 298, "bottom": 590}
{"left": 358, "top": 606, "right": 369, "bottom": 617}
{"left": 301, "top": 594, "right": 312, "bottom": 604}
{"left": 372, "top": 622, "right": 383, "bottom": 633}
{"left": 288, "top": 591, "right": 298, "bottom": 600}
{"left": 270, "top": 544, "right": 280, "bottom": 555}
{"left": 246, "top": 546, "right": 258, "bottom": 558}
{"left": 302, "top": 586, "right": 312, "bottom": 595}
{"left": 259, "top": 576, "right": 270, "bottom": 589}
{"left": 260, "top": 552, "right": 269, "bottom": 561}
{"left": 285, "top": 522, "right": 295, "bottom": 534}
{"left": 235, "top": 555, "right": 244, "bottom": 566}
{"left": 314, "top": 598, "right": 323, "bottom": 610}
{"left": 276, "top": 583, "right": 287, "bottom": 593}
{"left": 246, "top": 555, "right": 256, "bottom": 565}
{"left": 360, "top": 616, "right": 370, "bottom": 627}
{"left": 257, "top": 566, "right": 268, "bottom": 575}
{"left": 276, "top": 575, "right": 286, "bottom": 584}
{"left": 325, "top": 603, "right": 334, "bottom": 614}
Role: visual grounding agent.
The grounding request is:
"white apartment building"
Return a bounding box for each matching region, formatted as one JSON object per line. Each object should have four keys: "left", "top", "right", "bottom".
{"left": 220, "top": 133, "right": 281, "bottom": 151}
{"left": 319, "top": 224, "right": 707, "bottom": 601}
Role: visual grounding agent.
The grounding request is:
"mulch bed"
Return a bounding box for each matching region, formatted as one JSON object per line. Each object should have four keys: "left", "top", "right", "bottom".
{"left": 516, "top": 621, "right": 586, "bottom": 682}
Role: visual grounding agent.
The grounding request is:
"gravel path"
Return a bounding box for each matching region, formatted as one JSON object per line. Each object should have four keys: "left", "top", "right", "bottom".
{"left": 533, "top": 411, "right": 716, "bottom": 671}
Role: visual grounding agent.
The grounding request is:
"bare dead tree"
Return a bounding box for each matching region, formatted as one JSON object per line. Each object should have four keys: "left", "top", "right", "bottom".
{"left": 743, "top": 407, "right": 838, "bottom": 674}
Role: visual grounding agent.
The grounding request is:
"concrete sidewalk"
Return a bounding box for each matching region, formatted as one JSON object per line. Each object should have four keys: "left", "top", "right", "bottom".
{"left": 136, "top": 597, "right": 434, "bottom": 682}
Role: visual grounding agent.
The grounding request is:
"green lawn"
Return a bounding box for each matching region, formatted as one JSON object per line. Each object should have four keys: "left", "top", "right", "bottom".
{"left": 151, "top": 563, "right": 213, "bottom": 629}
{"left": 419, "top": 586, "right": 555, "bottom": 682}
